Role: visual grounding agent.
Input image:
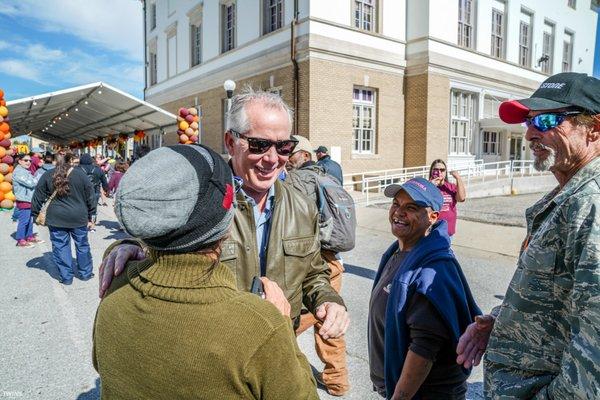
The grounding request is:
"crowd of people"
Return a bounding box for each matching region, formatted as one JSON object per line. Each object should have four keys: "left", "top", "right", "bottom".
{"left": 11, "top": 71, "right": 599, "bottom": 399}
{"left": 11, "top": 147, "right": 130, "bottom": 284}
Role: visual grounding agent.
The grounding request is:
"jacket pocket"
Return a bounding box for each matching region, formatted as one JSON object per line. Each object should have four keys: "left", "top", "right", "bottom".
{"left": 282, "top": 236, "right": 315, "bottom": 291}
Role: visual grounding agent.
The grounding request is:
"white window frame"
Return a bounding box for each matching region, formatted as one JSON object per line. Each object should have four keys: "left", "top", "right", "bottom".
{"left": 263, "top": 0, "right": 284, "bottom": 34}
{"left": 221, "top": 1, "right": 236, "bottom": 53}
{"left": 166, "top": 27, "right": 177, "bottom": 78}
{"left": 352, "top": 87, "right": 377, "bottom": 155}
{"left": 563, "top": 31, "right": 573, "bottom": 72}
{"left": 482, "top": 131, "right": 500, "bottom": 155}
{"left": 450, "top": 89, "right": 477, "bottom": 156}
{"left": 541, "top": 23, "right": 554, "bottom": 74}
{"left": 148, "top": 39, "right": 158, "bottom": 86}
{"left": 354, "top": 0, "right": 377, "bottom": 32}
{"left": 490, "top": 8, "right": 505, "bottom": 59}
{"left": 518, "top": 19, "right": 531, "bottom": 67}
{"left": 190, "top": 23, "right": 202, "bottom": 67}
{"left": 458, "top": 0, "right": 475, "bottom": 49}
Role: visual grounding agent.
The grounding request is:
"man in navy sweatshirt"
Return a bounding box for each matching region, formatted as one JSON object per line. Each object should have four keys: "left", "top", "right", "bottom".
{"left": 368, "top": 177, "right": 481, "bottom": 400}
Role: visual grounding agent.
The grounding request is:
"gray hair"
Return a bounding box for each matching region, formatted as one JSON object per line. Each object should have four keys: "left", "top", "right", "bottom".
{"left": 226, "top": 86, "right": 294, "bottom": 135}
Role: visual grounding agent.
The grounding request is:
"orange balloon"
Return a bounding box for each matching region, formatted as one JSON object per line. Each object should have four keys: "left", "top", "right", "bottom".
{"left": 4, "top": 172, "right": 12, "bottom": 183}
{"left": 0, "top": 173, "right": 3, "bottom": 183}
{"left": 0, "top": 181, "right": 12, "bottom": 193}
{"left": 3, "top": 131, "right": 10, "bottom": 140}
{"left": 0, "top": 122, "right": 9, "bottom": 133}
{"left": 5, "top": 191, "right": 15, "bottom": 201}
{"left": 0, "top": 191, "right": 4, "bottom": 201}
{"left": 0, "top": 100, "right": 5, "bottom": 107}
{"left": 0, "top": 88, "right": 4, "bottom": 98}
{"left": 8, "top": 165, "right": 13, "bottom": 173}
{"left": 0, "top": 147, "right": 5, "bottom": 158}
{"left": 0, "top": 132, "right": 4, "bottom": 142}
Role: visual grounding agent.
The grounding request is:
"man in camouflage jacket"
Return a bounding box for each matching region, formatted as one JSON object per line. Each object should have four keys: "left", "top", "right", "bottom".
{"left": 456, "top": 72, "right": 600, "bottom": 399}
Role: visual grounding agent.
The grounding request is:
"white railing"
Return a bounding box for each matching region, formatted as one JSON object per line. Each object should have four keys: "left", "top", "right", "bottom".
{"left": 352, "top": 159, "right": 549, "bottom": 206}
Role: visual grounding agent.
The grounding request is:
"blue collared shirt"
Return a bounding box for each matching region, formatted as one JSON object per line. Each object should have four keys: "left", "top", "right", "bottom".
{"left": 239, "top": 184, "right": 276, "bottom": 276}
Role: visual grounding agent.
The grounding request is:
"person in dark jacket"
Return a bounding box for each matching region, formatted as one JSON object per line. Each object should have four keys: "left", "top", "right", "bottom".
{"left": 78, "top": 153, "right": 108, "bottom": 228}
{"left": 314, "top": 146, "right": 343, "bottom": 185}
{"left": 32, "top": 153, "right": 96, "bottom": 285}
{"left": 368, "top": 177, "right": 481, "bottom": 399}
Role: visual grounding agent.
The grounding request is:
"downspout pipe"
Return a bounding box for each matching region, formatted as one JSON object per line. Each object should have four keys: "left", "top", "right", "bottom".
{"left": 142, "top": 0, "right": 148, "bottom": 100}
{"left": 291, "top": 0, "right": 299, "bottom": 134}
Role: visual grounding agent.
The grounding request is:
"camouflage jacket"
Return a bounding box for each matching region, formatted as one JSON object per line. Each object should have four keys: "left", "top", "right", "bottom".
{"left": 484, "top": 157, "right": 600, "bottom": 399}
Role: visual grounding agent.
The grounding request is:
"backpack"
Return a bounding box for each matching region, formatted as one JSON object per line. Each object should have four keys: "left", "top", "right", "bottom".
{"left": 315, "top": 174, "right": 356, "bottom": 253}
{"left": 81, "top": 165, "right": 101, "bottom": 190}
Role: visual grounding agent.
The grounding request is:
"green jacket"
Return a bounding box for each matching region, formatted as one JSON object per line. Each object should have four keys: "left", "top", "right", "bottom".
{"left": 93, "top": 251, "right": 318, "bottom": 399}
{"left": 484, "top": 157, "right": 600, "bottom": 399}
{"left": 111, "top": 179, "right": 344, "bottom": 322}
{"left": 221, "top": 179, "right": 344, "bottom": 322}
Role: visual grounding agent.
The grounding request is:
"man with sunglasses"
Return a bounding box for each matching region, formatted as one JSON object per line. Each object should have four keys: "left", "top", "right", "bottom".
{"left": 98, "top": 89, "right": 349, "bottom": 346}
{"left": 456, "top": 72, "right": 600, "bottom": 399}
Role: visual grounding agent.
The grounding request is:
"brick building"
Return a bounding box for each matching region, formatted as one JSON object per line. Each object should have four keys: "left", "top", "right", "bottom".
{"left": 143, "top": 0, "right": 597, "bottom": 173}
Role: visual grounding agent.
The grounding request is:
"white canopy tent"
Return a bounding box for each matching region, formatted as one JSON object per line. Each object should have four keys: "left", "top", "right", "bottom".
{"left": 6, "top": 82, "right": 177, "bottom": 145}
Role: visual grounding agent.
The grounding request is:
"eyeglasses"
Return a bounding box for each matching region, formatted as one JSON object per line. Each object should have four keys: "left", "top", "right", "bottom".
{"left": 22, "top": 159, "right": 32, "bottom": 162}
{"left": 525, "top": 111, "right": 582, "bottom": 132}
{"left": 432, "top": 168, "right": 446, "bottom": 172}
{"left": 229, "top": 129, "right": 298, "bottom": 156}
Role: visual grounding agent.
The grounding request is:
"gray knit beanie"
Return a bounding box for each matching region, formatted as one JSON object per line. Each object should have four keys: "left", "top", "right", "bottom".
{"left": 115, "top": 144, "right": 235, "bottom": 252}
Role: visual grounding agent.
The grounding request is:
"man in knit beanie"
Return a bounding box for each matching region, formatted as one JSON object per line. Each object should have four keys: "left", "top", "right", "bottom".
{"left": 94, "top": 143, "right": 318, "bottom": 399}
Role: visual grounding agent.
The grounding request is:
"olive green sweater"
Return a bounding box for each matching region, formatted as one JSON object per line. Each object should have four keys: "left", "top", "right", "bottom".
{"left": 93, "top": 250, "right": 318, "bottom": 400}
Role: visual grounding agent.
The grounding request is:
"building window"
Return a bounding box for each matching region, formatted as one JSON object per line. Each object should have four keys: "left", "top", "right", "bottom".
{"left": 518, "top": 10, "right": 532, "bottom": 68}
{"left": 490, "top": 7, "right": 505, "bottom": 58}
{"left": 191, "top": 23, "right": 202, "bottom": 67}
{"left": 541, "top": 22, "right": 554, "bottom": 74}
{"left": 352, "top": 88, "right": 376, "bottom": 154}
{"left": 354, "top": 0, "right": 376, "bottom": 32}
{"left": 482, "top": 131, "right": 500, "bottom": 155}
{"left": 167, "top": 32, "right": 177, "bottom": 78}
{"left": 568, "top": 0, "right": 576, "bottom": 9}
{"left": 563, "top": 31, "right": 573, "bottom": 72}
{"left": 458, "top": 0, "right": 474, "bottom": 48}
{"left": 221, "top": 2, "right": 236, "bottom": 53}
{"left": 483, "top": 95, "right": 506, "bottom": 119}
{"left": 149, "top": 3, "right": 157, "bottom": 31}
{"left": 149, "top": 51, "right": 157, "bottom": 85}
{"left": 450, "top": 89, "right": 477, "bottom": 155}
{"left": 263, "top": 0, "right": 284, "bottom": 34}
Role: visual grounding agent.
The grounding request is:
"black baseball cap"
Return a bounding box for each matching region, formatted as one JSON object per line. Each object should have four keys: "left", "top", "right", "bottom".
{"left": 499, "top": 73, "right": 600, "bottom": 124}
{"left": 314, "top": 146, "right": 328, "bottom": 153}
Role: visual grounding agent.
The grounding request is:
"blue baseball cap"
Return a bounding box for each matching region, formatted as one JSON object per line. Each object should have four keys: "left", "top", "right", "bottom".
{"left": 384, "top": 177, "right": 443, "bottom": 212}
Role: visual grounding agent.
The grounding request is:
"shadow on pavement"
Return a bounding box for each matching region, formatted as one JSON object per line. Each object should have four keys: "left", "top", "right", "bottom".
{"left": 77, "top": 378, "right": 100, "bottom": 400}
{"left": 26, "top": 252, "right": 61, "bottom": 282}
{"left": 344, "top": 264, "right": 376, "bottom": 280}
{"left": 96, "top": 220, "right": 130, "bottom": 241}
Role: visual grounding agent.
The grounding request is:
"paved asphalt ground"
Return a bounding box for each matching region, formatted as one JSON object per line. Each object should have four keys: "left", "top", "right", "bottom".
{"left": 0, "top": 194, "right": 533, "bottom": 399}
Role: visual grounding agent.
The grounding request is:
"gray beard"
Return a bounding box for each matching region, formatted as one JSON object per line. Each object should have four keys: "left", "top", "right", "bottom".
{"left": 533, "top": 147, "right": 556, "bottom": 171}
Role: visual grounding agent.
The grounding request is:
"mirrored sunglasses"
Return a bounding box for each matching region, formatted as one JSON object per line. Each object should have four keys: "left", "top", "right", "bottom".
{"left": 525, "top": 111, "right": 582, "bottom": 132}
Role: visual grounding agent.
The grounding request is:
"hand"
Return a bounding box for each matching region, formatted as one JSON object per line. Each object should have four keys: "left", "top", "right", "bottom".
{"left": 99, "top": 244, "right": 146, "bottom": 298}
{"left": 456, "top": 314, "right": 495, "bottom": 368}
{"left": 429, "top": 176, "right": 444, "bottom": 186}
{"left": 87, "top": 221, "right": 95, "bottom": 230}
{"left": 260, "top": 277, "right": 291, "bottom": 317}
{"left": 450, "top": 170, "right": 461, "bottom": 179}
{"left": 316, "top": 302, "right": 350, "bottom": 339}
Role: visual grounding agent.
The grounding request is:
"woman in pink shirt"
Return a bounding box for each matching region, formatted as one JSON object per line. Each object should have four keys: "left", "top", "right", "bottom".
{"left": 428, "top": 159, "right": 466, "bottom": 236}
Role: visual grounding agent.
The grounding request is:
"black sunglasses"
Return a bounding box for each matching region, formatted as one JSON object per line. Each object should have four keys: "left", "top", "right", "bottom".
{"left": 230, "top": 129, "right": 298, "bottom": 156}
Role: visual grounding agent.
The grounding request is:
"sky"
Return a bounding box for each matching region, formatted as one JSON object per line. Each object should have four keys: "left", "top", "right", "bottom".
{"left": 0, "top": 1, "right": 599, "bottom": 101}
{"left": 0, "top": 0, "right": 144, "bottom": 101}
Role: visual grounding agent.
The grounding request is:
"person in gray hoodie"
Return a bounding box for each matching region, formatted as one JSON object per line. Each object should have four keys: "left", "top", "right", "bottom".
{"left": 13, "top": 154, "right": 43, "bottom": 248}
{"left": 34, "top": 152, "right": 56, "bottom": 180}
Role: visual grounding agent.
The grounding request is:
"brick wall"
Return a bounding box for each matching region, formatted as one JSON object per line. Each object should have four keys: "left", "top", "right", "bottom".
{"left": 404, "top": 72, "right": 450, "bottom": 167}
{"left": 305, "top": 58, "right": 405, "bottom": 174}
